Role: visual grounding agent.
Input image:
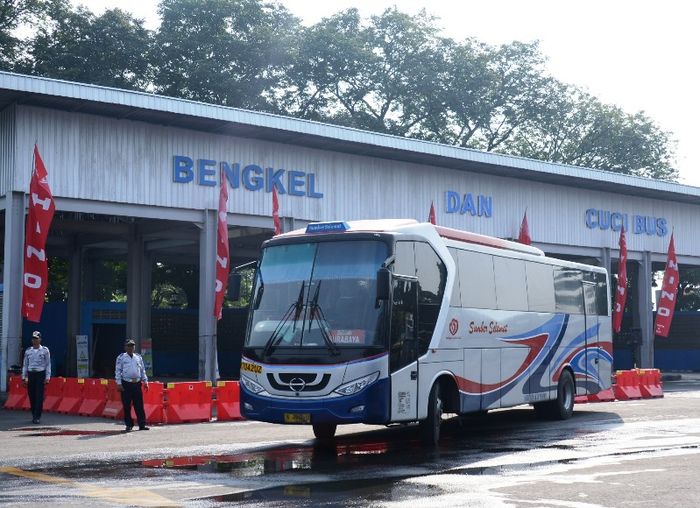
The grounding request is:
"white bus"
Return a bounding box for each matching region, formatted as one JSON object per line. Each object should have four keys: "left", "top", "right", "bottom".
{"left": 237, "top": 219, "right": 612, "bottom": 443}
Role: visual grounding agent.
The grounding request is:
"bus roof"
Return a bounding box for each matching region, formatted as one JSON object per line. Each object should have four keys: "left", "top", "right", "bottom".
{"left": 276, "top": 219, "right": 545, "bottom": 256}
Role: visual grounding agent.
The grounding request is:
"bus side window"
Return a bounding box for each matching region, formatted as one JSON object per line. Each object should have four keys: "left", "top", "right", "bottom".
{"left": 554, "top": 268, "right": 584, "bottom": 314}
{"left": 447, "top": 247, "right": 461, "bottom": 307}
{"left": 414, "top": 242, "right": 446, "bottom": 355}
{"left": 526, "top": 262, "right": 555, "bottom": 312}
{"left": 458, "top": 250, "right": 496, "bottom": 309}
{"left": 494, "top": 256, "right": 528, "bottom": 311}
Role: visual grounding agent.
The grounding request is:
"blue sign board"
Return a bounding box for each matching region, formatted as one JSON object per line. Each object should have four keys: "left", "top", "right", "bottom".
{"left": 172, "top": 156, "right": 323, "bottom": 198}
{"left": 444, "top": 191, "right": 493, "bottom": 218}
{"left": 585, "top": 208, "right": 668, "bottom": 236}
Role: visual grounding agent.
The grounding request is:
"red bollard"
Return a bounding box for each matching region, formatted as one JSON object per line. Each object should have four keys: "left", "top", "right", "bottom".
{"left": 78, "top": 378, "right": 109, "bottom": 416}
{"left": 215, "top": 381, "right": 244, "bottom": 421}
{"left": 55, "top": 378, "right": 85, "bottom": 414}
{"left": 4, "top": 375, "right": 29, "bottom": 410}
{"left": 165, "top": 381, "right": 212, "bottom": 424}
{"left": 43, "top": 377, "right": 66, "bottom": 412}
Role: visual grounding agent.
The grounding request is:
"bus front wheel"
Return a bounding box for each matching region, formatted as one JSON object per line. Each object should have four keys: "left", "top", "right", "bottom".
{"left": 312, "top": 423, "right": 337, "bottom": 440}
{"left": 534, "top": 369, "right": 575, "bottom": 420}
{"left": 420, "top": 383, "right": 443, "bottom": 445}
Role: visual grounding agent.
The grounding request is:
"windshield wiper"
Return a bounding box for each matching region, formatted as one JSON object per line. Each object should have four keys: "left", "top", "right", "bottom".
{"left": 307, "top": 281, "right": 340, "bottom": 355}
{"left": 262, "top": 281, "right": 305, "bottom": 358}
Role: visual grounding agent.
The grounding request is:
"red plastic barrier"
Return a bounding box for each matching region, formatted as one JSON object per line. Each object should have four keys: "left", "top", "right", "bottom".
{"left": 4, "top": 375, "right": 29, "bottom": 410}
{"left": 613, "top": 370, "right": 642, "bottom": 401}
{"left": 587, "top": 386, "right": 616, "bottom": 403}
{"left": 43, "top": 377, "right": 66, "bottom": 412}
{"left": 55, "top": 378, "right": 85, "bottom": 414}
{"left": 215, "top": 381, "right": 243, "bottom": 421}
{"left": 639, "top": 369, "right": 664, "bottom": 398}
{"left": 102, "top": 379, "right": 124, "bottom": 420}
{"left": 165, "top": 381, "right": 213, "bottom": 423}
{"left": 78, "top": 378, "right": 109, "bottom": 417}
{"left": 142, "top": 382, "right": 165, "bottom": 424}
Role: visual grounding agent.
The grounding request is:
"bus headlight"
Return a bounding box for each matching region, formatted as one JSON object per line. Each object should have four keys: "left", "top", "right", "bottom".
{"left": 334, "top": 372, "right": 379, "bottom": 396}
{"left": 240, "top": 375, "right": 264, "bottom": 394}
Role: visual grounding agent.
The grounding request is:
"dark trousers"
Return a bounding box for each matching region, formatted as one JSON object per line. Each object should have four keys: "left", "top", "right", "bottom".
{"left": 27, "top": 371, "right": 46, "bottom": 420}
{"left": 120, "top": 381, "right": 146, "bottom": 428}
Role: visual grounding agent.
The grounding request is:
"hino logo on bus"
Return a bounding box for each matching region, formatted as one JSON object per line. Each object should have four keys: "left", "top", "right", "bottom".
{"left": 288, "top": 378, "right": 307, "bottom": 392}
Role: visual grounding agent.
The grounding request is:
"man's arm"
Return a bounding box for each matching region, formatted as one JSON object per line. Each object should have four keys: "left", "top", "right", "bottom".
{"left": 21, "top": 350, "right": 28, "bottom": 384}
{"left": 45, "top": 348, "right": 51, "bottom": 382}
{"left": 115, "top": 354, "right": 124, "bottom": 391}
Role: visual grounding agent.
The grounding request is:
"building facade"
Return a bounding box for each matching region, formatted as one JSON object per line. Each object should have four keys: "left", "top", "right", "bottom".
{"left": 2, "top": 72, "right": 699, "bottom": 390}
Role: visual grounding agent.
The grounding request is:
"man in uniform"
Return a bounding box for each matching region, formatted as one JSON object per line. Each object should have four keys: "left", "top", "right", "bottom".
{"left": 22, "top": 331, "right": 51, "bottom": 424}
{"left": 115, "top": 339, "right": 150, "bottom": 432}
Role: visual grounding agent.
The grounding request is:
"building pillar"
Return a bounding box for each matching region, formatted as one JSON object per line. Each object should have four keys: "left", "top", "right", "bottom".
{"left": 126, "top": 224, "right": 147, "bottom": 348}
{"left": 65, "top": 236, "right": 83, "bottom": 377}
{"left": 1, "top": 192, "right": 25, "bottom": 392}
{"left": 198, "top": 209, "right": 219, "bottom": 382}
{"left": 600, "top": 247, "right": 611, "bottom": 277}
{"left": 633, "top": 251, "right": 654, "bottom": 368}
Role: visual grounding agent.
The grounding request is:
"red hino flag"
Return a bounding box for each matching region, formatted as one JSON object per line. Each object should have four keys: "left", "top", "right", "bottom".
{"left": 272, "top": 186, "right": 281, "bottom": 235}
{"left": 428, "top": 201, "right": 436, "bottom": 225}
{"left": 22, "top": 145, "right": 55, "bottom": 322}
{"left": 612, "top": 226, "right": 628, "bottom": 333}
{"left": 655, "top": 233, "right": 679, "bottom": 337}
{"left": 518, "top": 211, "right": 531, "bottom": 245}
{"left": 213, "top": 169, "right": 230, "bottom": 320}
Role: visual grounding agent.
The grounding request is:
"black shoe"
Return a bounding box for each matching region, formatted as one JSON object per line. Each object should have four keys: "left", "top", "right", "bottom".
{"left": 32, "top": 418, "right": 38, "bottom": 424}
{"left": 125, "top": 426, "right": 133, "bottom": 432}
{"left": 138, "top": 426, "right": 150, "bottom": 431}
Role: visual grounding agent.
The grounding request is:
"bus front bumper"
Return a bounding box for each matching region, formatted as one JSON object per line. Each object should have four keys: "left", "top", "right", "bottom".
{"left": 241, "top": 378, "right": 390, "bottom": 425}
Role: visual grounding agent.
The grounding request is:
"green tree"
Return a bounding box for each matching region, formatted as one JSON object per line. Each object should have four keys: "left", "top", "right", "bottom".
{"left": 151, "top": 0, "right": 299, "bottom": 110}
{"left": 0, "top": 0, "right": 43, "bottom": 70}
{"left": 508, "top": 84, "right": 678, "bottom": 180}
{"left": 286, "top": 8, "right": 451, "bottom": 137}
{"left": 20, "top": 2, "right": 151, "bottom": 90}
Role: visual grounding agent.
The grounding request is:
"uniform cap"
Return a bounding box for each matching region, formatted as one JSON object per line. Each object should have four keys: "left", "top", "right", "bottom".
{"left": 32, "top": 331, "right": 42, "bottom": 339}
{"left": 125, "top": 339, "right": 135, "bottom": 346}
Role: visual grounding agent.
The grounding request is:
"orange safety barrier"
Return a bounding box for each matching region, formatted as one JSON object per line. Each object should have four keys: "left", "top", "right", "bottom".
{"left": 639, "top": 369, "right": 664, "bottom": 398}
{"left": 55, "top": 378, "right": 85, "bottom": 414}
{"left": 4, "top": 375, "right": 29, "bottom": 410}
{"left": 102, "top": 379, "right": 124, "bottom": 420}
{"left": 613, "top": 370, "right": 642, "bottom": 401}
{"left": 43, "top": 377, "right": 66, "bottom": 412}
{"left": 78, "top": 378, "right": 109, "bottom": 417}
{"left": 142, "top": 382, "right": 165, "bottom": 424}
{"left": 165, "top": 381, "right": 213, "bottom": 424}
{"left": 215, "top": 381, "right": 243, "bottom": 421}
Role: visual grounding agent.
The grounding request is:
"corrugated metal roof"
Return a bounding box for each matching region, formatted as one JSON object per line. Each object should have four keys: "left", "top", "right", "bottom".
{"left": 2, "top": 70, "right": 699, "bottom": 204}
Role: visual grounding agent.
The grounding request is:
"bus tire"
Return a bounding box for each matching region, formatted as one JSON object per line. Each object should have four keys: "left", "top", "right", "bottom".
{"left": 312, "top": 423, "right": 337, "bottom": 440}
{"left": 534, "top": 369, "right": 575, "bottom": 420}
{"left": 420, "top": 383, "right": 443, "bottom": 445}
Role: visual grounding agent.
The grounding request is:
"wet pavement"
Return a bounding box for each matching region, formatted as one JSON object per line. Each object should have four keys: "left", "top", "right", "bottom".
{"left": 2, "top": 378, "right": 700, "bottom": 506}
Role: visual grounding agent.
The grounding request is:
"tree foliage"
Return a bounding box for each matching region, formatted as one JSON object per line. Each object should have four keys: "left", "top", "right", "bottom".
{"left": 5, "top": 0, "right": 678, "bottom": 180}
{"left": 18, "top": 1, "right": 150, "bottom": 89}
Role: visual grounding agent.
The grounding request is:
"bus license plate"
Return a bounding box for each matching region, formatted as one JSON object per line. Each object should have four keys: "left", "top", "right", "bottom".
{"left": 284, "top": 413, "right": 310, "bottom": 424}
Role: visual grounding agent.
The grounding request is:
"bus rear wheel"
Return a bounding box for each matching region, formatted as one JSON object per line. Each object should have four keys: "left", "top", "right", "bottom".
{"left": 312, "top": 423, "right": 337, "bottom": 440}
{"left": 420, "top": 383, "right": 443, "bottom": 445}
{"left": 534, "top": 369, "right": 575, "bottom": 420}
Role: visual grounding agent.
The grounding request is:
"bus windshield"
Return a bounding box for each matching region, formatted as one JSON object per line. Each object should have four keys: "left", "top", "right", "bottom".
{"left": 245, "top": 239, "right": 388, "bottom": 357}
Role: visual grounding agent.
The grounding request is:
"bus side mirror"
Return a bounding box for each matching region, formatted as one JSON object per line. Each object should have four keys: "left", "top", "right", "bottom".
{"left": 376, "top": 268, "right": 391, "bottom": 301}
{"left": 227, "top": 272, "right": 242, "bottom": 301}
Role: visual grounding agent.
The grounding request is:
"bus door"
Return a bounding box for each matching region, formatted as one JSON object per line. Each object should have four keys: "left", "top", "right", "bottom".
{"left": 389, "top": 275, "right": 419, "bottom": 422}
{"left": 582, "top": 280, "right": 598, "bottom": 394}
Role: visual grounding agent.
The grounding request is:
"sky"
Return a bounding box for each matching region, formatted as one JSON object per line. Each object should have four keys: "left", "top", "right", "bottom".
{"left": 74, "top": 0, "right": 700, "bottom": 187}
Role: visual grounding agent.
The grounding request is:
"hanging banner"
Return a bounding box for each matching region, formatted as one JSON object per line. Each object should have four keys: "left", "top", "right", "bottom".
{"left": 76, "top": 335, "right": 89, "bottom": 378}
{"left": 518, "top": 211, "right": 531, "bottom": 245}
{"left": 272, "top": 186, "right": 281, "bottom": 235}
{"left": 214, "top": 168, "right": 230, "bottom": 319}
{"left": 654, "top": 233, "right": 679, "bottom": 337}
{"left": 22, "top": 145, "right": 56, "bottom": 322}
{"left": 612, "top": 227, "right": 628, "bottom": 333}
